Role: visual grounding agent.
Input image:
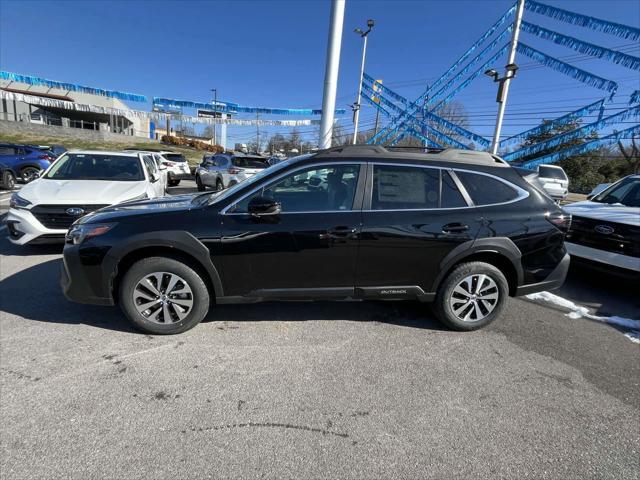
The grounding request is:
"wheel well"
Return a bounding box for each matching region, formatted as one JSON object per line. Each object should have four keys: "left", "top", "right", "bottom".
{"left": 111, "top": 246, "right": 215, "bottom": 303}
{"left": 447, "top": 251, "right": 518, "bottom": 296}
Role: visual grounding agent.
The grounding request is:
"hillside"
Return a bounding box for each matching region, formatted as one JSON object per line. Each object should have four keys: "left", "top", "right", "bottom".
{"left": 0, "top": 132, "right": 205, "bottom": 167}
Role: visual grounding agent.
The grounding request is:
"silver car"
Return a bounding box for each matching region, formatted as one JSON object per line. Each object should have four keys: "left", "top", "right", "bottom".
{"left": 538, "top": 165, "right": 569, "bottom": 201}
{"left": 195, "top": 152, "right": 270, "bottom": 191}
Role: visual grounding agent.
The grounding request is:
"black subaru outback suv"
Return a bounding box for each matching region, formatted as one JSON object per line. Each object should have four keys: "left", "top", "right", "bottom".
{"left": 62, "top": 146, "right": 570, "bottom": 334}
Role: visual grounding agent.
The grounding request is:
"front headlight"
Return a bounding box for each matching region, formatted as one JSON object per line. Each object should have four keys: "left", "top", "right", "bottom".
{"left": 123, "top": 192, "right": 149, "bottom": 203}
{"left": 9, "top": 193, "right": 31, "bottom": 209}
{"left": 66, "top": 223, "right": 116, "bottom": 245}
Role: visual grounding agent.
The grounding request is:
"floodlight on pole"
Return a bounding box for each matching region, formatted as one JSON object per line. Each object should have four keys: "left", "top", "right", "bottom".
{"left": 352, "top": 18, "right": 374, "bottom": 145}
{"left": 489, "top": 0, "right": 525, "bottom": 155}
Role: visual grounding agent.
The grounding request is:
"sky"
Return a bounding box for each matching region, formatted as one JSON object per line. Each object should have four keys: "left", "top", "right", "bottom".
{"left": 1, "top": 0, "right": 639, "bottom": 146}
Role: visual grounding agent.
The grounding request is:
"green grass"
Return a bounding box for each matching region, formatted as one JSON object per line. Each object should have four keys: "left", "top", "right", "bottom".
{"left": 0, "top": 132, "right": 205, "bottom": 167}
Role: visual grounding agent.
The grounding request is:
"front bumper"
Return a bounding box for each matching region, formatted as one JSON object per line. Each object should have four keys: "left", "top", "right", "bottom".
{"left": 566, "top": 242, "right": 640, "bottom": 272}
{"left": 514, "top": 253, "right": 570, "bottom": 296}
{"left": 61, "top": 243, "right": 115, "bottom": 306}
{"left": 5, "top": 208, "right": 67, "bottom": 245}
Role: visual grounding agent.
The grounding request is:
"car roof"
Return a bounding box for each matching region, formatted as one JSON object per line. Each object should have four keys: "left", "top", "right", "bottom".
{"left": 311, "top": 145, "right": 510, "bottom": 168}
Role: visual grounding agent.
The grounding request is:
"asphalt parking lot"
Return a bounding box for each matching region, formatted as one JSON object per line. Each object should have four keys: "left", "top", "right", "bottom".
{"left": 1, "top": 181, "right": 639, "bottom": 479}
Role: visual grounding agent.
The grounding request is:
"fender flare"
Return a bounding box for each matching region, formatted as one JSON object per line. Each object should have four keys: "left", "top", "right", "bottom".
{"left": 104, "top": 230, "right": 224, "bottom": 298}
{"left": 429, "top": 237, "right": 524, "bottom": 292}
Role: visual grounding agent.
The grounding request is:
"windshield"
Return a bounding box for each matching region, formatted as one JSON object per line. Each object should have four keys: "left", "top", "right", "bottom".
{"left": 538, "top": 166, "right": 567, "bottom": 180}
{"left": 232, "top": 157, "right": 269, "bottom": 169}
{"left": 203, "top": 154, "right": 314, "bottom": 205}
{"left": 44, "top": 153, "right": 144, "bottom": 181}
{"left": 592, "top": 176, "right": 640, "bottom": 207}
{"left": 163, "top": 153, "right": 186, "bottom": 163}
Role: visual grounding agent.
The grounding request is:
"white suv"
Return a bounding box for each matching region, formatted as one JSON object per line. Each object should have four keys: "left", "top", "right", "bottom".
{"left": 538, "top": 165, "right": 569, "bottom": 201}
{"left": 5, "top": 150, "right": 166, "bottom": 245}
{"left": 159, "top": 151, "right": 191, "bottom": 186}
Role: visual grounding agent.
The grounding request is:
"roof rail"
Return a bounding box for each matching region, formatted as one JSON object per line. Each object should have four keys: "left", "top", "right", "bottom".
{"left": 315, "top": 144, "right": 389, "bottom": 156}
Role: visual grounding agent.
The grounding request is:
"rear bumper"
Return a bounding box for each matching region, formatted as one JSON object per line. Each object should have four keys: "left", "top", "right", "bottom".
{"left": 515, "top": 253, "right": 570, "bottom": 296}
{"left": 168, "top": 172, "right": 192, "bottom": 181}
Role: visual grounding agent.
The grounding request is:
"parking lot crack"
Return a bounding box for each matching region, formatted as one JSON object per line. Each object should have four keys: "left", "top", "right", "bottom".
{"left": 182, "top": 422, "right": 349, "bottom": 439}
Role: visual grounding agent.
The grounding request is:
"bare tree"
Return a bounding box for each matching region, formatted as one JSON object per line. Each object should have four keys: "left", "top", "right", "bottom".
{"left": 617, "top": 133, "right": 640, "bottom": 173}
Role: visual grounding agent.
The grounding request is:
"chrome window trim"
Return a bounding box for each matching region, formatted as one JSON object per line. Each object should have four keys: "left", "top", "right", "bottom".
{"left": 220, "top": 160, "right": 367, "bottom": 215}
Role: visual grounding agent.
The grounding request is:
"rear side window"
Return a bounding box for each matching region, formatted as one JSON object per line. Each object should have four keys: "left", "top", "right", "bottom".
{"left": 0, "top": 146, "right": 15, "bottom": 155}
{"left": 164, "top": 153, "right": 186, "bottom": 163}
{"left": 456, "top": 171, "right": 519, "bottom": 205}
{"left": 372, "top": 165, "right": 439, "bottom": 209}
{"left": 232, "top": 157, "right": 269, "bottom": 169}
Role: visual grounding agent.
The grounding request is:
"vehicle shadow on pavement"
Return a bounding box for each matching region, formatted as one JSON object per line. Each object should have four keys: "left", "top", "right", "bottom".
{"left": 556, "top": 262, "right": 640, "bottom": 319}
{"left": 0, "top": 258, "right": 136, "bottom": 333}
{"left": 0, "top": 256, "right": 445, "bottom": 333}
{"left": 0, "top": 243, "right": 64, "bottom": 257}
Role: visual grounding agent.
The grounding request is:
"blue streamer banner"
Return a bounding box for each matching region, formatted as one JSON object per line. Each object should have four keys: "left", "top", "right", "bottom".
{"left": 433, "top": 44, "right": 510, "bottom": 109}
{"left": 503, "top": 105, "right": 640, "bottom": 161}
{"left": 516, "top": 44, "right": 619, "bottom": 93}
{"left": 499, "top": 98, "right": 606, "bottom": 147}
{"left": 361, "top": 90, "right": 394, "bottom": 119}
{"left": 521, "top": 22, "right": 640, "bottom": 71}
{"left": 525, "top": 0, "right": 640, "bottom": 41}
{"left": 521, "top": 124, "right": 640, "bottom": 169}
{"left": 428, "top": 4, "right": 517, "bottom": 93}
{"left": 153, "top": 97, "right": 345, "bottom": 116}
{"left": 428, "top": 28, "right": 513, "bottom": 104}
{"left": 363, "top": 73, "right": 408, "bottom": 107}
{"left": 0, "top": 71, "right": 147, "bottom": 102}
{"left": 630, "top": 90, "right": 640, "bottom": 105}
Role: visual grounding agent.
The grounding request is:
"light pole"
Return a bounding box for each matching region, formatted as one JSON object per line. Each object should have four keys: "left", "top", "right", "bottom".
{"left": 211, "top": 88, "right": 218, "bottom": 146}
{"left": 319, "top": 0, "right": 346, "bottom": 149}
{"left": 488, "top": 0, "right": 525, "bottom": 154}
{"left": 352, "top": 19, "right": 374, "bottom": 145}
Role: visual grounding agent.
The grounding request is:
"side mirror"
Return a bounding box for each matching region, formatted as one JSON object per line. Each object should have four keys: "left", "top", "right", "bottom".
{"left": 248, "top": 195, "right": 281, "bottom": 216}
{"left": 586, "top": 194, "right": 594, "bottom": 200}
{"left": 150, "top": 173, "right": 159, "bottom": 183}
{"left": 158, "top": 164, "right": 167, "bottom": 171}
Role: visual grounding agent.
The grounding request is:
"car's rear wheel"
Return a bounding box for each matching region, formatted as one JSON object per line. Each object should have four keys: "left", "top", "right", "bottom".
{"left": 168, "top": 179, "right": 180, "bottom": 187}
{"left": 433, "top": 261, "right": 508, "bottom": 331}
{"left": 119, "top": 257, "right": 210, "bottom": 334}
{"left": 20, "top": 166, "right": 40, "bottom": 183}
{"left": 1, "top": 170, "right": 16, "bottom": 190}
{"left": 216, "top": 179, "right": 224, "bottom": 191}
{"left": 196, "top": 175, "right": 206, "bottom": 191}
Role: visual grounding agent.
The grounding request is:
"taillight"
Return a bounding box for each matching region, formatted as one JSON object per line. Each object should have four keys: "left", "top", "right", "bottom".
{"left": 39, "top": 154, "right": 54, "bottom": 162}
{"left": 228, "top": 167, "right": 241, "bottom": 174}
{"left": 546, "top": 211, "right": 571, "bottom": 233}
{"left": 163, "top": 161, "right": 176, "bottom": 167}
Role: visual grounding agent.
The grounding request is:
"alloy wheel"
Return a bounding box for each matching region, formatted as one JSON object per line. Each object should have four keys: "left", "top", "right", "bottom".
{"left": 133, "top": 272, "right": 194, "bottom": 324}
{"left": 449, "top": 274, "right": 499, "bottom": 322}
{"left": 21, "top": 167, "right": 40, "bottom": 183}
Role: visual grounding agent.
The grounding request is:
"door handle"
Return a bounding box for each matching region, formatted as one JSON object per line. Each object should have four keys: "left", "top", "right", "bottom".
{"left": 442, "top": 223, "right": 469, "bottom": 234}
{"left": 328, "top": 226, "right": 358, "bottom": 236}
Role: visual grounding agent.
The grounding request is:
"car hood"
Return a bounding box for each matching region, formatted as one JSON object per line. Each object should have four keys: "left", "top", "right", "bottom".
{"left": 564, "top": 200, "right": 640, "bottom": 227}
{"left": 20, "top": 179, "right": 148, "bottom": 205}
{"left": 78, "top": 193, "right": 205, "bottom": 224}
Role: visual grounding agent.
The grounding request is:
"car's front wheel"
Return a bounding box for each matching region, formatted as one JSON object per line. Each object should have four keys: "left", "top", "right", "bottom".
{"left": 433, "top": 261, "right": 508, "bottom": 331}
{"left": 196, "top": 175, "right": 206, "bottom": 191}
{"left": 119, "top": 257, "right": 210, "bottom": 334}
{"left": 20, "top": 166, "right": 41, "bottom": 183}
{"left": 215, "top": 179, "right": 224, "bottom": 191}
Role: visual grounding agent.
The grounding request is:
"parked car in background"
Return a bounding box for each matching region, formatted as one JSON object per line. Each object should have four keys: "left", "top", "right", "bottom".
{"left": 5, "top": 150, "right": 166, "bottom": 245}
{"left": 195, "top": 152, "right": 270, "bottom": 191}
{"left": 537, "top": 164, "right": 569, "bottom": 201}
{"left": 61, "top": 146, "right": 570, "bottom": 335}
{"left": 564, "top": 174, "right": 640, "bottom": 274}
{"left": 0, "top": 143, "right": 55, "bottom": 182}
{"left": 35, "top": 145, "right": 67, "bottom": 160}
{"left": 159, "top": 151, "right": 191, "bottom": 186}
{"left": 0, "top": 162, "right": 17, "bottom": 190}
{"left": 125, "top": 150, "right": 169, "bottom": 191}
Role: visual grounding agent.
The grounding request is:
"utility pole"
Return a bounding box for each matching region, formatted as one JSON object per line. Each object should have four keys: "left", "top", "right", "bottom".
{"left": 211, "top": 88, "right": 218, "bottom": 145}
{"left": 352, "top": 19, "right": 374, "bottom": 144}
{"left": 319, "top": 0, "right": 346, "bottom": 149}
{"left": 489, "top": 0, "right": 525, "bottom": 154}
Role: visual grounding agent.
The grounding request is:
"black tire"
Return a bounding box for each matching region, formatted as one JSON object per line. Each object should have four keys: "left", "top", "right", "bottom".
{"left": 168, "top": 179, "right": 180, "bottom": 187}
{"left": 20, "top": 166, "right": 41, "bottom": 183}
{"left": 119, "top": 256, "right": 210, "bottom": 335}
{"left": 1, "top": 170, "right": 16, "bottom": 190}
{"left": 433, "top": 261, "right": 508, "bottom": 331}
{"left": 216, "top": 179, "right": 224, "bottom": 191}
{"left": 196, "top": 175, "right": 206, "bottom": 192}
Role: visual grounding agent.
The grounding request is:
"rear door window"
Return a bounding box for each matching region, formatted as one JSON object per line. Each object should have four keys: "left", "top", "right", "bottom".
{"left": 372, "top": 165, "right": 440, "bottom": 209}
{"left": 0, "top": 146, "right": 16, "bottom": 155}
{"left": 455, "top": 171, "right": 519, "bottom": 205}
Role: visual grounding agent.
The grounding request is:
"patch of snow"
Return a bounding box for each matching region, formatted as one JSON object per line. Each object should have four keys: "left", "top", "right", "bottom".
{"left": 525, "top": 291, "right": 640, "bottom": 343}
{"left": 624, "top": 331, "right": 640, "bottom": 344}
